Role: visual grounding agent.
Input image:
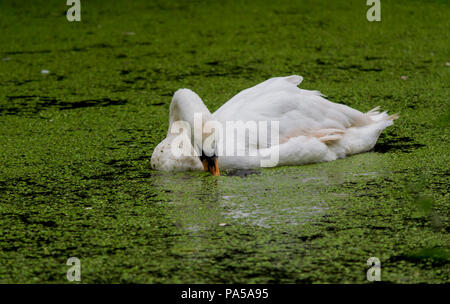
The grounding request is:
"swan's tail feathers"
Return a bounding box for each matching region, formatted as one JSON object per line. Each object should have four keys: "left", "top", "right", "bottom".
{"left": 367, "top": 106, "right": 380, "bottom": 115}
{"left": 367, "top": 106, "right": 399, "bottom": 122}
{"left": 388, "top": 113, "right": 400, "bottom": 120}
{"left": 327, "top": 108, "right": 398, "bottom": 157}
{"left": 284, "top": 75, "right": 303, "bottom": 86}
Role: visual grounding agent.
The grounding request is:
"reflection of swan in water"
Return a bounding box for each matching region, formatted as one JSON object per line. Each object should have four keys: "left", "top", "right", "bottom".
{"left": 151, "top": 171, "right": 222, "bottom": 231}
{"left": 151, "top": 75, "right": 398, "bottom": 175}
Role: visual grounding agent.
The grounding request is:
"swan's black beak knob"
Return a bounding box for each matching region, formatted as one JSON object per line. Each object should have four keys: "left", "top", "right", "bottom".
{"left": 200, "top": 152, "right": 220, "bottom": 176}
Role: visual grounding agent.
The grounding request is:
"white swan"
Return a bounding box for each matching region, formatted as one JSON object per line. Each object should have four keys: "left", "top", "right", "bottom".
{"left": 150, "top": 75, "right": 398, "bottom": 175}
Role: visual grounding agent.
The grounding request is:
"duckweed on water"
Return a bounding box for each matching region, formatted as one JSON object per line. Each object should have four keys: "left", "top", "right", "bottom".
{"left": 0, "top": 0, "right": 448, "bottom": 283}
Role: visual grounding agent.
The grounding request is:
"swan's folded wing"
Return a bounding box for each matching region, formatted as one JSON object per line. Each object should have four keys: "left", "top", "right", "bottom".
{"left": 213, "top": 75, "right": 303, "bottom": 120}
{"left": 212, "top": 75, "right": 371, "bottom": 145}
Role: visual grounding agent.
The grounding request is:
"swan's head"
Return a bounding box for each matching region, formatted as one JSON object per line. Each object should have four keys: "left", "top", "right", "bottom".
{"left": 168, "top": 89, "right": 220, "bottom": 176}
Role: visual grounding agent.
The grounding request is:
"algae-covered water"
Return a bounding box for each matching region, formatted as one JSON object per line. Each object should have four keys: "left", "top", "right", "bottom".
{"left": 0, "top": 0, "right": 448, "bottom": 283}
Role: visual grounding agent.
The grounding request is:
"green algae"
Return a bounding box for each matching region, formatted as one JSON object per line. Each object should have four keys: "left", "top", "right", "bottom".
{"left": 0, "top": 0, "right": 448, "bottom": 283}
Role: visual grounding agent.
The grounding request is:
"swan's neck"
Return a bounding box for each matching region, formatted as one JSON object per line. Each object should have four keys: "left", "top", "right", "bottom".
{"left": 168, "top": 89, "right": 214, "bottom": 155}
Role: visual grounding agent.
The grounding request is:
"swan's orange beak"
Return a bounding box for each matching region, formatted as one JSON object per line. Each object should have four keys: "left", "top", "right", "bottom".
{"left": 201, "top": 155, "right": 220, "bottom": 176}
